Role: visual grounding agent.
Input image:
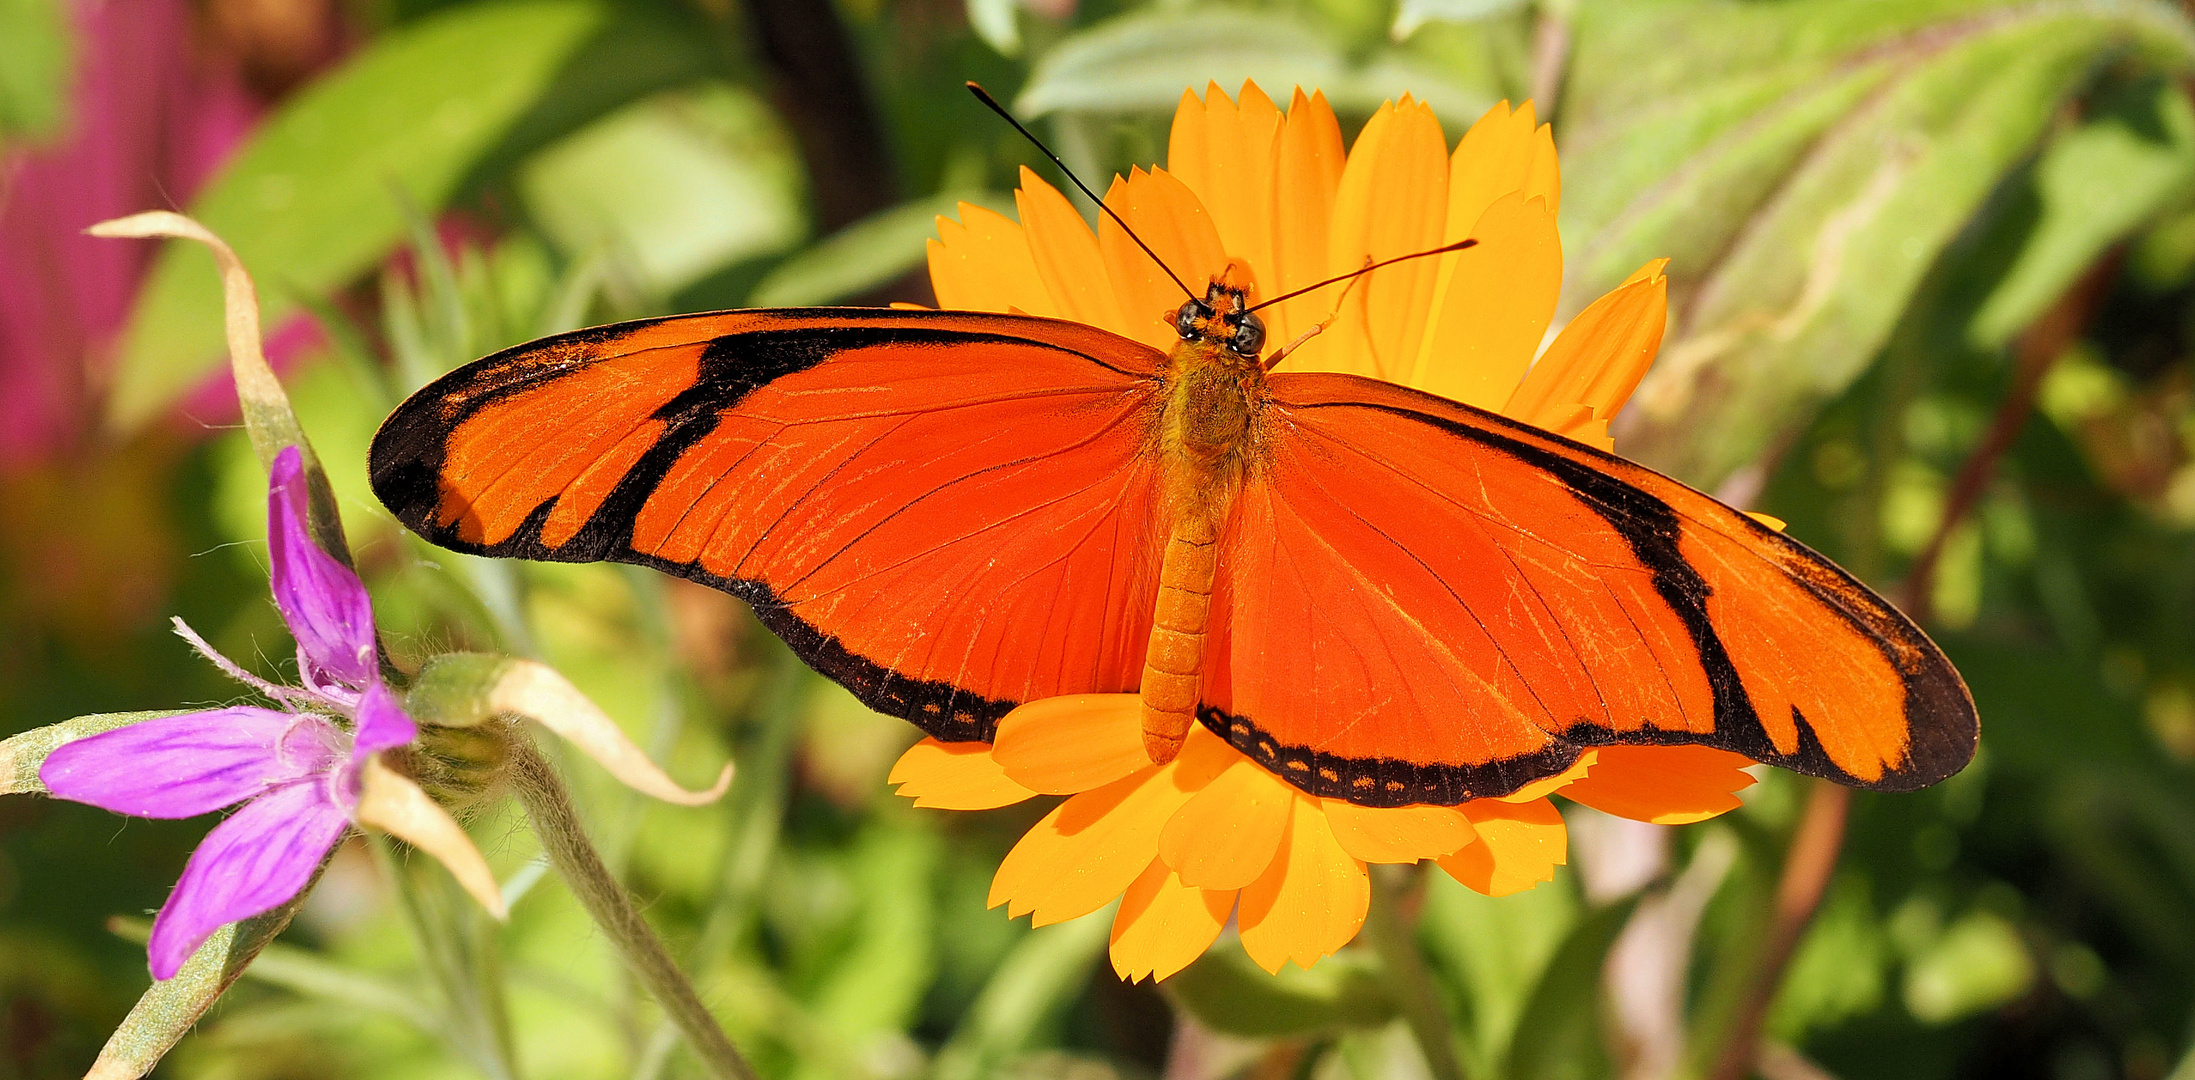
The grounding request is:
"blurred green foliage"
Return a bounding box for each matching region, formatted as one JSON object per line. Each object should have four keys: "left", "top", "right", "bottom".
{"left": 6, "top": 0, "right": 2195, "bottom": 1078}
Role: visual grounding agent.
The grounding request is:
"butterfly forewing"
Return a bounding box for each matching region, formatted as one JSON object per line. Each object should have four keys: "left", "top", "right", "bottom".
{"left": 371, "top": 309, "right": 1169, "bottom": 742}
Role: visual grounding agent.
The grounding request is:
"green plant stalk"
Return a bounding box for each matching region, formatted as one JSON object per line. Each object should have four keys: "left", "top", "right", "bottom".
{"left": 632, "top": 643, "right": 807, "bottom": 1080}
{"left": 368, "top": 835, "right": 521, "bottom": 1080}
{"left": 509, "top": 739, "right": 759, "bottom": 1080}
{"left": 1365, "top": 866, "right": 1469, "bottom": 1080}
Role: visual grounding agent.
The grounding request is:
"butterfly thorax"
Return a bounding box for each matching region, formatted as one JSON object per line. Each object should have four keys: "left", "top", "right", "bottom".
{"left": 1140, "top": 279, "right": 1269, "bottom": 765}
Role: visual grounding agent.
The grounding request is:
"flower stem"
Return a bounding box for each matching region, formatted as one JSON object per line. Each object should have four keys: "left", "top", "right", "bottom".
{"left": 1705, "top": 779, "right": 1850, "bottom": 1080}
{"left": 1365, "top": 865, "right": 1468, "bottom": 1080}
{"left": 508, "top": 741, "right": 759, "bottom": 1080}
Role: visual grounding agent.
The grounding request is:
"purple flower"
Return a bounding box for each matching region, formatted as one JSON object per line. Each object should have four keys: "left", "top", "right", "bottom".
{"left": 40, "top": 445, "right": 417, "bottom": 978}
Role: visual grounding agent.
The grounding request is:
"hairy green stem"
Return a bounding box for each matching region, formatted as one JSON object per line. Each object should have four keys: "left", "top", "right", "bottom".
{"left": 1365, "top": 865, "right": 1468, "bottom": 1080}
{"left": 510, "top": 742, "right": 758, "bottom": 1080}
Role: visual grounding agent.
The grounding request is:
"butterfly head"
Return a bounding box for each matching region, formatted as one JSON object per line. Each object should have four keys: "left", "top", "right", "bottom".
{"left": 1175, "top": 279, "right": 1266, "bottom": 360}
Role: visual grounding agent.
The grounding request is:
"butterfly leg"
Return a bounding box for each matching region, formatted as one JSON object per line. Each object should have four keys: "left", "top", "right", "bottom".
{"left": 1263, "top": 258, "right": 1373, "bottom": 371}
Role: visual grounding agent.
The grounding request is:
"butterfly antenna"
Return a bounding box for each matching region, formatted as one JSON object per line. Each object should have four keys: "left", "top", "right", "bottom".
{"left": 966, "top": 81, "right": 1198, "bottom": 303}
{"left": 1243, "top": 238, "right": 1480, "bottom": 314}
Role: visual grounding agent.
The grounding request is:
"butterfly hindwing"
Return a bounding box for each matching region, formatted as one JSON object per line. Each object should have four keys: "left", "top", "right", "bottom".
{"left": 1198, "top": 372, "right": 1976, "bottom": 805}
{"left": 370, "top": 309, "right": 1170, "bottom": 742}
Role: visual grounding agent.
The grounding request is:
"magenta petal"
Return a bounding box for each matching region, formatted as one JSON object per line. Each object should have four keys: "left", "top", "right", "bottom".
{"left": 268, "top": 446, "right": 376, "bottom": 691}
{"left": 147, "top": 779, "right": 348, "bottom": 979}
{"left": 351, "top": 679, "right": 417, "bottom": 768}
{"left": 41, "top": 708, "right": 339, "bottom": 819}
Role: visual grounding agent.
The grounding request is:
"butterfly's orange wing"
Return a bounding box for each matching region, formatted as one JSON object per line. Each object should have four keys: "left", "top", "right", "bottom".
{"left": 1200, "top": 373, "right": 1975, "bottom": 805}
{"left": 370, "top": 309, "right": 1168, "bottom": 742}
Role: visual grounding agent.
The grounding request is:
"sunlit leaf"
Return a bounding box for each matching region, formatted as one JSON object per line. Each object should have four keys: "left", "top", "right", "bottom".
{"left": 521, "top": 85, "right": 806, "bottom": 297}
{"left": 1393, "top": 0, "right": 1530, "bottom": 39}
{"left": 107, "top": 0, "right": 711, "bottom": 430}
{"left": 1970, "top": 75, "right": 2195, "bottom": 346}
{"left": 1902, "top": 909, "right": 2036, "bottom": 1023}
{"left": 1564, "top": 0, "right": 2195, "bottom": 487}
{"left": 1018, "top": 7, "right": 1491, "bottom": 123}
{"left": 747, "top": 192, "right": 1008, "bottom": 307}
{"left": 969, "top": 0, "right": 1021, "bottom": 56}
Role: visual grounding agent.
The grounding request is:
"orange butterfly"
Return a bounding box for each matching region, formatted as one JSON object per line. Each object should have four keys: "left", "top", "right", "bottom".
{"left": 368, "top": 90, "right": 1974, "bottom": 817}
{"left": 369, "top": 295, "right": 1973, "bottom": 808}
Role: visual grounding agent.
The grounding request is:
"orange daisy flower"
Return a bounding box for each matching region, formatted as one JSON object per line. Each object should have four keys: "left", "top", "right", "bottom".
{"left": 891, "top": 82, "right": 1760, "bottom": 981}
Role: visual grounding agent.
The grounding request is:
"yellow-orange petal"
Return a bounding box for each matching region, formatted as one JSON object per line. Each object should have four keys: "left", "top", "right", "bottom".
{"left": 988, "top": 727, "right": 1237, "bottom": 926}
{"left": 1169, "top": 82, "right": 1282, "bottom": 311}
{"left": 1445, "top": 101, "right": 1546, "bottom": 251}
{"left": 1559, "top": 745, "right": 1757, "bottom": 825}
{"left": 1503, "top": 258, "right": 1669, "bottom": 448}
{"left": 1747, "top": 512, "right": 1788, "bottom": 531}
{"left": 1438, "top": 796, "right": 1566, "bottom": 897}
{"left": 927, "top": 202, "right": 1054, "bottom": 316}
{"left": 1407, "top": 190, "right": 1562, "bottom": 410}
{"left": 1325, "top": 96, "right": 1449, "bottom": 382}
{"left": 1015, "top": 166, "right": 1132, "bottom": 337}
{"left": 1266, "top": 87, "right": 1346, "bottom": 364}
{"left": 989, "top": 767, "right": 1174, "bottom": 926}
{"left": 1110, "top": 857, "right": 1235, "bottom": 982}
{"left": 1320, "top": 800, "right": 1476, "bottom": 863}
{"left": 1237, "top": 793, "right": 1370, "bottom": 973}
{"left": 1098, "top": 167, "right": 1229, "bottom": 352}
{"left": 1159, "top": 755, "right": 1293, "bottom": 889}
{"left": 1526, "top": 119, "right": 1560, "bottom": 216}
{"left": 993, "top": 693, "right": 1146, "bottom": 795}
{"left": 1498, "top": 748, "right": 1597, "bottom": 804}
{"left": 888, "top": 737, "right": 1037, "bottom": 810}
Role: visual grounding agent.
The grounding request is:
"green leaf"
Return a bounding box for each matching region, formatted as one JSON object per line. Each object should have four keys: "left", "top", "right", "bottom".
{"left": 1901, "top": 909, "right": 2036, "bottom": 1023}
{"left": 1164, "top": 945, "right": 1398, "bottom": 1038}
{"left": 0, "top": 711, "right": 175, "bottom": 795}
{"left": 1417, "top": 865, "right": 1579, "bottom": 1073}
{"left": 968, "top": 0, "right": 1021, "bottom": 56}
{"left": 1768, "top": 875, "right": 1889, "bottom": 1040}
{"left": 931, "top": 911, "right": 1111, "bottom": 1080}
{"left": 0, "top": 0, "right": 69, "bottom": 145}
{"left": 1393, "top": 0, "right": 1531, "bottom": 39}
{"left": 108, "top": 918, "right": 444, "bottom": 1035}
{"left": 1017, "top": 7, "right": 1492, "bottom": 124}
{"left": 1502, "top": 896, "right": 1640, "bottom": 1080}
{"left": 746, "top": 192, "right": 1008, "bottom": 307}
{"left": 1561, "top": 0, "right": 2195, "bottom": 488}
{"left": 519, "top": 85, "right": 806, "bottom": 297}
{"left": 107, "top": 0, "right": 709, "bottom": 430}
{"left": 85, "top": 865, "right": 330, "bottom": 1079}
{"left": 792, "top": 823, "right": 940, "bottom": 1080}
{"left": 1970, "top": 75, "right": 2195, "bottom": 345}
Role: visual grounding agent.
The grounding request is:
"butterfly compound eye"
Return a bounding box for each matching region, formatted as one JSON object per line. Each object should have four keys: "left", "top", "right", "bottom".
{"left": 1175, "top": 301, "right": 1204, "bottom": 340}
{"left": 1229, "top": 311, "right": 1266, "bottom": 356}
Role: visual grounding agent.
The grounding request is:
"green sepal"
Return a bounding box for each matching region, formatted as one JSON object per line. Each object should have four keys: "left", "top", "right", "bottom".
{"left": 404, "top": 652, "right": 519, "bottom": 728}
